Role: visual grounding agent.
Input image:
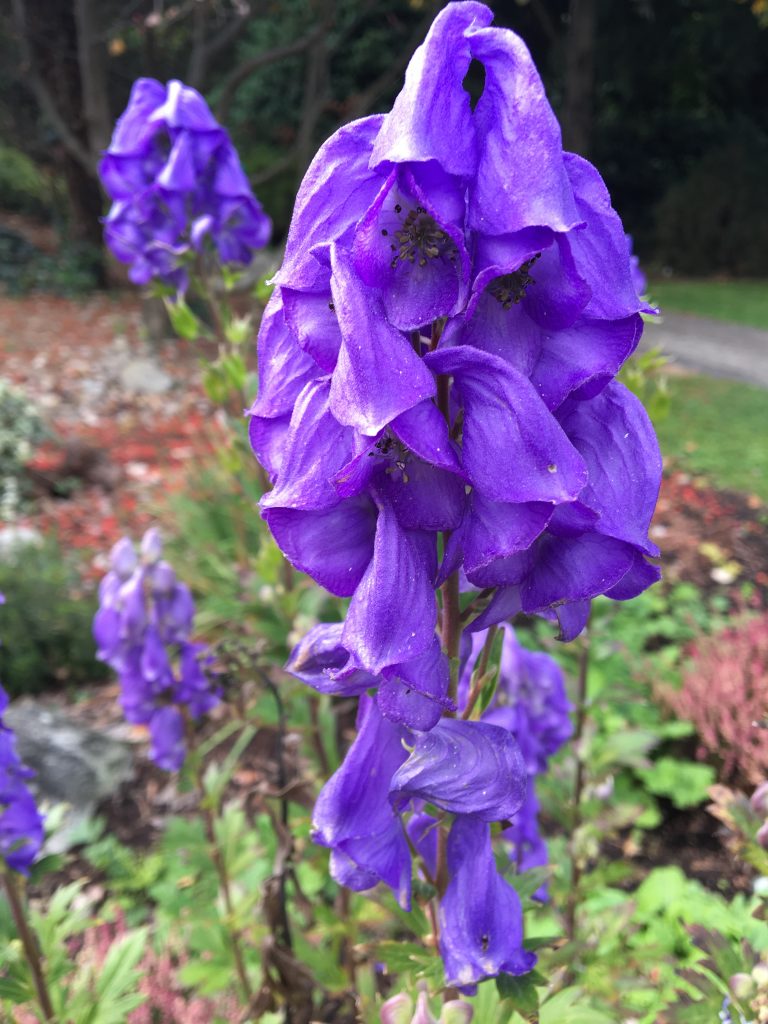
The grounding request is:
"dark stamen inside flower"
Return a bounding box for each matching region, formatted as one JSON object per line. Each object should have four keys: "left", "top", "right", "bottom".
{"left": 328, "top": 301, "right": 335, "bottom": 311}
{"left": 481, "top": 933, "right": 490, "bottom": 952}
{"left": 488, "top": 254, "right": 541, "bottom": 309}
{"left": 389, "top": 204, "right": 458, "bottom": 270}
{"left": 369, "top": 433, "right": 411, "bottom": 483}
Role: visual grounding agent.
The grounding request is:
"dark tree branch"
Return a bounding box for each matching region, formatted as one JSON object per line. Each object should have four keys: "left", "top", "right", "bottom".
{"left": 187, "top": 0, "right": 254, "bottom": 90}
{"left": 530, "top": 0, "right": 560, "bottom": 47}
{"left": 215, "top": 26, "right": 324, "bottom": 121}
{"left": 74, "top": 0, "right": 112, "bottom": 155}
{"left": 344, "top": 1, "right": 440, "bottom": 122}
{"left": 11, "top": 0, "right": 96, "bottom": 173}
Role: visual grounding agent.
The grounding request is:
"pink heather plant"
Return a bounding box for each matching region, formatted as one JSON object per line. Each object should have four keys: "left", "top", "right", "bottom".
{"left": 664, "top": 613, "right": 768, "bottom": 786}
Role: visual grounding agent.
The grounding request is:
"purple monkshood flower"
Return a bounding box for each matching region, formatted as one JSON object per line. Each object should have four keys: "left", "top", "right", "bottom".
{"left": 94, "top": 529, "right": 220, "bottom": 771}
{"left": 0, "top": 599, "right": 43, "bottom": 875}
{"left": 250, "top": 1, "right": 661, "bottom": 665}
{"left": 100, "top": 78, "right": 271, "bottom": 291}
{"left": 254, "top": 0, "right": 662, "bottom": 990}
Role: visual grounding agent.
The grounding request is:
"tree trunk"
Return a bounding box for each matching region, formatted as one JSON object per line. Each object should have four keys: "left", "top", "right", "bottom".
{"left": 562, "top": 0, "right": 597, "bottom": 157}
{"left": 14, "top": 0, "right": 107, "bottom": 265}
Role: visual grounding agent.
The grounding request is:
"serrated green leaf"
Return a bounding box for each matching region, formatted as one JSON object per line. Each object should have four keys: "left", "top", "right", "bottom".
{"left": 496, "top": 971, "right": 542, "bottom": 1019}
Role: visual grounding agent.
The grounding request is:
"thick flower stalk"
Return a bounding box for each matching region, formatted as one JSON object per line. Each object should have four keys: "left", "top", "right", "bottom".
{"left": 100, "top": 79, "right": 271, "bottom": 291}
{"left": 93, "top": 530, "right": 220, "bottom": 770}
{"left": 251, "top": 0, "right": 662, "bottom": 989}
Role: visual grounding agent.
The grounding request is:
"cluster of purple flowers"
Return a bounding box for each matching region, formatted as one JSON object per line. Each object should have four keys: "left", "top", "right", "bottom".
{"left": 0, "top": 596, "right": 44, "bottom": 875}
{"left": 93, "top": 530, "right": 219, "bottom": 771}
{"left": 100, "top": 79, "right": 271, "bottom": 292}
{"left": 250, "top": 0, "right": 661, "bottom": 989}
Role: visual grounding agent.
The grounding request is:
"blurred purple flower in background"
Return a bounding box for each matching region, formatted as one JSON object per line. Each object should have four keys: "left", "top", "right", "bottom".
{"left": 100, "top": 79, "right": 271, "bottom": 291}
{"left": 93, "top": 529, "right": 219, "bottom": 771}
{"left": 0, "top": 596, "right": 44, "bottom": 875}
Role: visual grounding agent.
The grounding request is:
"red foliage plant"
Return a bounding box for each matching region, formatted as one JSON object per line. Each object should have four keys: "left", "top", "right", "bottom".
{"left": 664, "top": 613, "right": 768, "bottom": 786}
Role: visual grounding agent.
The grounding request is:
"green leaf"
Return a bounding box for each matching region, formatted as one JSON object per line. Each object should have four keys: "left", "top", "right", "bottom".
{"left": 509, "top": 867, "right": 550, "bottom": 902}
{"left": 376, "top": 940, "right": 435, "bottom": 974}
{"left": 496, "top": 970, "right": 544, "bottom": 1019}
{"left": 164, "top": 298, "right": 200, "bottom": 340}
{"left": 638, "top": 757, "right": 716, "bottom": 809}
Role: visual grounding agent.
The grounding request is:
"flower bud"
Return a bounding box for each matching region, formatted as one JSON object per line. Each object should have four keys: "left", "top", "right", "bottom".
{"left": 140, "top": 527, "right": 163, "bottom": 565}
{"left": 411, "top": 990, "right": 438, "bottom": 1024}
{"left": 730, "top": 972, "right": 756, "bottom": 1001}
{"left": 752, "top": 783, "right": 768, "bottom": 817}
{"left": 440, "top": 1001, "right": 473, "bottom": 1024}
{"left": 380, "top": 993, "right": 414, "bottom": 1024}
{"left": 110, "top": 537, "right": 137, "bottom": 579}
{"left": 148, "top": 560, "right": 177, "bottom": 595}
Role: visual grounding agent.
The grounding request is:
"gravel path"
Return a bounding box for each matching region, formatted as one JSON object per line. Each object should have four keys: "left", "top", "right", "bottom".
{"left": 641, "top": 311, "right": 768, "bottom": 389}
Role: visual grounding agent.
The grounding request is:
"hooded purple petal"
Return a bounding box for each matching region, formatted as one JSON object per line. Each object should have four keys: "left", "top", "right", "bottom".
{"left": 466, "top": 23, "right": 579, "bottom": 234}
{"left": 377, "top": 639, "right": 454, "bottom": 731}
{"left": 390, "top": 718, "right": 526, "bottom": 822}
{"left": 263, "top": 497, "right": 377, "bottom": 598}
{"left": 276, "top": 116, "right": 385, "bottom": 290}
{"left": 439, "top": 816, "right": 536, "bottom": 988}
{"left": 559, "top": 381, "right": 662, "bottom": 555}
{"left": 462, "top": 493, "right": 552, "bottom": 580}
{"left": 312, "top": 697, "right": 412, "bottom": 908}
{"left": 530, "top": 315, "right": 642, "bottom": 411}
{"left": 426, "top": 347, "right": 587, "bottom": 503}
{"left": 285, "top": 623, "right": 378, "bottom": 696}
{"left": 370, "top": 2, "right": 491, "bottom": 177}
{"left": 563, "top": 153, "right": 649, "bottom": 320}
{"left": 329, "top": 245, "right": 436, "bottom": 434}
{"left": 261, "top": 379, "right": 355, "bottom": 512}
{"left": 342, "top": 502, "right": 437, "bottom": 673}
{"left": 521, "top": 533, "right": 636, "bottom": 614}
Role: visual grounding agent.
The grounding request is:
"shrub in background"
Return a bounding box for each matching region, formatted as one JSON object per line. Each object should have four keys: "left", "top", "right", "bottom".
{"left": 654, "top": 132, "right": 768, "bottom": 276}
{"left": 664, "top": 613, "right": 768, "bottom": 785}
{"left": 0, "top": 378, "right": 46, "bottom": 518}
{"left": 0, "top": 540, "right": 108, "bottom": 697}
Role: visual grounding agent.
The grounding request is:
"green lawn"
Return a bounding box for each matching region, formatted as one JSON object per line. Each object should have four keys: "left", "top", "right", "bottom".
{"left": 655, "top": 374, "right": 768, "bottom": 500}
{"left": 649, "top": 278, "right": 768, "bottom": 331}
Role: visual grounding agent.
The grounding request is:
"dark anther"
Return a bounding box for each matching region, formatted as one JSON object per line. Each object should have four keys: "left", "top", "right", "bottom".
{"left": 381, "top": 228, "right": 388, "bottom": 236}
{"left": 481, "top": 934, "right": 490, "bottom": 952}
{"left": 488, "top": 253, "right": 541, "bottom": 309}
{"left": 387, "top": 203, "right": 459, "bottom": 271}
{"left": 328, "top": 301, "right": 335, "bottom": 311}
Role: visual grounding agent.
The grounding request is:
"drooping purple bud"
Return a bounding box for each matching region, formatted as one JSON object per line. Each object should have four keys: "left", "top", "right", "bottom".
{"left": 140, "top": 527, "right": 163, "bottom": 565}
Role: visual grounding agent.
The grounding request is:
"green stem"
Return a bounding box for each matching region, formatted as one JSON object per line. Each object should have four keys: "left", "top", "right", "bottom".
{"left": 187, "top": 739, "right": 254, "bottom": 1005}
{"left": 441, "top": 568, "right": 462, "bottom": 707}
{"left": 461, "top": 624, "right": 499, "bottom": 721}
{"left": 3, "top": 869, "right": 55, "bottom": 1021}
{"left": 564, "top": 628, "right": 591, "bottom": 952}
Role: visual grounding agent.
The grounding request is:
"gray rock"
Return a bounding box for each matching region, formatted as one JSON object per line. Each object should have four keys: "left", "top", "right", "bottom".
{"left": 5, "top": 700, "right": 134, "bottom": 852}
{"left": 118, "top": 357, "right": 173, "bottom": 395}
